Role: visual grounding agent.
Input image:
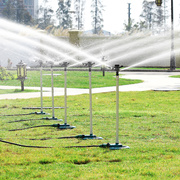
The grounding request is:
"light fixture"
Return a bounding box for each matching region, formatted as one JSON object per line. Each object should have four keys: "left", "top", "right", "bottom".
{"left": 155, "top": 0, "right": 162, "bottom": 6}
{"left": 16, "top": 60, "right": 27, "bottom": 91}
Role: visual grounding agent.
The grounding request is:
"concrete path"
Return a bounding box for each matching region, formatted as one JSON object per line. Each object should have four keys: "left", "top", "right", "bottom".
{"left": 0, "top": 72, "right": 179, "bottom": 100}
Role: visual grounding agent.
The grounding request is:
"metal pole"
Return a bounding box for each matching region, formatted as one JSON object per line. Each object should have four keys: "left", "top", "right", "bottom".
{"left": 21, "top": 80, "right": 24, "bottom": 91}
{"left": 89, "top": 66, "right": 93, "bottom": 135}
{"left": 51, "top": 66, "right": 55, "bottom": 118}
{"left": 170, "top": 0, "right": 176, "bottom": 71}
{"left": 78, "top": 0, "right": 80, "bottom": 30}
{"left": 64, "top": 67, "right": 67, "bottom": 124}
{"left": 94, "top": 0, "right": 97, "bottom": 34}
{"left": 40, "top": 65, "right": 43, "bottom": 113}
{"left": 128, "top": 3, "right": 131, "bottom": 31}
{"left": 115, "top": 65, "right": 119, "bottom": 144}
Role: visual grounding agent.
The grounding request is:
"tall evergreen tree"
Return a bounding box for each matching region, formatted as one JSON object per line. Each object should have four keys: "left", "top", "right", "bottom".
{"left": 2, "top": 0, "right": 16, "bottom": 21}
{"left": 74, "top": 0, "right": 85, "bottom": 30}
{"left": 91, "top": 0, "right": 104, "bottom": 34}
{"left": 140, "top": 0, "right": 168, "bottom": 33}
{"left": 37, "top": 0, "right": 54, "bottom": 29}
{"left": 2, "top": 0, "right": 32, "bottom": 25}
{"left": 162, "top": 0, "right": 169, "bottom": 31}
{"left": 140, "top": 0, "right": 154, "bottom": 30}
{"left": 56, "top": 0, "right": 72, "bottom": 29}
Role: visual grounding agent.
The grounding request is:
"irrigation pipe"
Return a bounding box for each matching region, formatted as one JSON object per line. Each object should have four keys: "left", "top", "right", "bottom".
{"left": 8, "top": 124, "right": 59, "bottom": 131}
{"left": 66, "top": 145, "right": 100, "bottom": 148}
{"left": 29, "top": 134, "right": 99, "bottom": 141}
{"left": 0, "top": 113, "right": 35, "bottom": 117}
{"left": 7, "top": 118, "right": 61, "bottom": 123}
{"left": 0, "top": 139, "right": 52, "bottom": 148}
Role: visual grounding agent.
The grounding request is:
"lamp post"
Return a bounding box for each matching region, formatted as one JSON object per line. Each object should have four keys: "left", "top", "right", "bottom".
{"left": 155, "top": 0, "right": 162, "bottom": 6}
{"left": 16, "top": 60, "right": 27, "bottom": 91}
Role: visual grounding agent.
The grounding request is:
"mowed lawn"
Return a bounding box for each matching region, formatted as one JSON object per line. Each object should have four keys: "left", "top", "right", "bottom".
{"left": 0, "top": 90, "right": 179, "bottom": 179}
{"left": 0, "top": 70, "right": 142, "bottom": 88}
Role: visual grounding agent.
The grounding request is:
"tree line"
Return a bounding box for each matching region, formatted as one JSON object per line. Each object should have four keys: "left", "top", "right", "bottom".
{"left": 1, "top": 0, "right": 171, "bottom": 34}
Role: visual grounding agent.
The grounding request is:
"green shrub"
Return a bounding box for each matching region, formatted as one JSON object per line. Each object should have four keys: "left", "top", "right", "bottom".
{"left": 0, "top": 67, "right": 14, "bottom": 80}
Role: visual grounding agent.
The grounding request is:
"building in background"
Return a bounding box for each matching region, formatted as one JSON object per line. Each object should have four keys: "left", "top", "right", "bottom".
{"left": 0, "top": 0, "right": 38, "bottom": 19}
{"left": 24, "top": 0, "right": 38, "bottom": 19}
{"left": 0, "top": 0, "right": 7, "bottom": 15}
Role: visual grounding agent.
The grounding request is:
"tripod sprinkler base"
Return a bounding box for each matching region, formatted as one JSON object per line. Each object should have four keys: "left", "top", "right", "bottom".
{"left": 30, "top": 112, "right": 50, "bottom": 115}
{"left": 76, "top": 134, "right": 103, "bottom": 140}
{"left": 43, "top": 117, "right": 63, "bottom": 121}
{"left": 99, "top": 143, "right": 130, "bottom": 150}
{"left": 57, "top": 123, "right": 76, "bottom": 129}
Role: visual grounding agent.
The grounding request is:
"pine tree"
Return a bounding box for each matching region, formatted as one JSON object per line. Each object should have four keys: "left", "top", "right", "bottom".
{"left": 140, "top": 0, "right": 168, "bottom": 33}
{"left": 140, "top": 0, "right": 155, "bottom": 30}
{"left": 56, "top": 0, "right": 72, "bottom": 29}
{"left": 74, "top": 0, "right": 85, "bottom": 30}
{"left": 2, "top": 0, "right": 16, "bottom": 21}
{"left": 2, "top": 0, "right": 32, "bottom": 25}
{"left": 37, "top": 0, "right": 54, "bottom": 29}
{"left": 91, "top": 0, "right": 104, "bottom": 34}
{"left": 162, "top": 0, "right": 170, "bottom": 31}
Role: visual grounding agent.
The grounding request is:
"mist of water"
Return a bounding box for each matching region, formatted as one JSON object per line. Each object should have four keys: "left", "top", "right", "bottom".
{"left": 0, "top": 18, "right": 104, "bottom": 67}
{"left": 1, "top": 18, "right": 179, "bottom": 69}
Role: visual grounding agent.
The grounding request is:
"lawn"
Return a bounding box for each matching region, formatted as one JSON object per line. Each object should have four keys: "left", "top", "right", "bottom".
{"left": 0, "top": 70, "right": 142, "bottom": 88}
{"left": 0, "top": 89, "right": 39, "bottom": 94}
{"left": 0, "top": 91, "right": 179, "bottom": 179}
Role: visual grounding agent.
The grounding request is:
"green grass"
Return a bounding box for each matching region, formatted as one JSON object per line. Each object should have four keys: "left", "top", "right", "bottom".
{"left": 0, "top": 89, "right": 40, "bottom": 94}
{"left": 0, "top": 91, "right": 179, "bottom": 179}
{"left": 171, "top": 75, "right": 180, "bottom": 78}
{"left": 0, "top": 70, "right": 142, "bottom": 88}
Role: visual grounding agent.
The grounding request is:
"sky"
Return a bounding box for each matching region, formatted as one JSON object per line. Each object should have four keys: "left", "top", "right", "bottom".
{"left": 40, "top": 0, "right": 180, "bottom": 34}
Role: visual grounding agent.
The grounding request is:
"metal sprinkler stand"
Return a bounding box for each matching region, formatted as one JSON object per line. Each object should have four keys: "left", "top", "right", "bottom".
{"left": 100, "top": 64, "right": 129, "bottom": 150}
{"left": 57, "top": 62, "right": 75, "bottom": 129}
{"left": 45, "top": 65, "right": 62, "bottom": 121}
{"left": 77, "top": 62, "right": 103, "bottom": 140}
{"left": 31, "top": 61, "right": 48, "bottom": 115}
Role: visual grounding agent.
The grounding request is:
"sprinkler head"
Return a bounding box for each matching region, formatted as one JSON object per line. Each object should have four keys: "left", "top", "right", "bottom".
{"left": 114, "top": 64, "right": 123, "bottom": 71}
{"left": 82, "top": 62, "right": 95, "bottom": 68}
{"left": 59, "top": 62, "right": 69, "bottom": 67}
{"left": 30, "top": 111, "right": 50, "bottom": 115}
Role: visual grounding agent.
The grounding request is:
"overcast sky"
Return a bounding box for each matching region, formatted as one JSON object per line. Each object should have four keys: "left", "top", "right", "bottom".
{"left": 40, "top": 0, "right": 180, "bottom": 33}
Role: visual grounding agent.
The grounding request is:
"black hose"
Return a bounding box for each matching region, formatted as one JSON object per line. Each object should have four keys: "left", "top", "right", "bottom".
{"left": 0, "top": 139, "right": 52, "bottom": 148}
{"left": 29, "top": 136, "right": 77, "bottom": 141}
{"left": 0, "top": 113, "right": 32, "bottom": 117}
{"left": 8, "top": 118, "right": 54, "bottom": 123}
{"left": 66, "top": 145, "right": 100, "bottom": 148}
{"left": 9, "top": 125, "right": 52, "bottom": 131}
{"left": 29, "top": 135, "right": 94, "bottom": 141}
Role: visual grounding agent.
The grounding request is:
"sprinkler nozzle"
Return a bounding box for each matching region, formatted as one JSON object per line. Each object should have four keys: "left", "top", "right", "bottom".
{"left": 82, "top": 62, "right": 95, "bottom": 68}
{"left": 59, "top": 62, "right": 69, "bottom": 67}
